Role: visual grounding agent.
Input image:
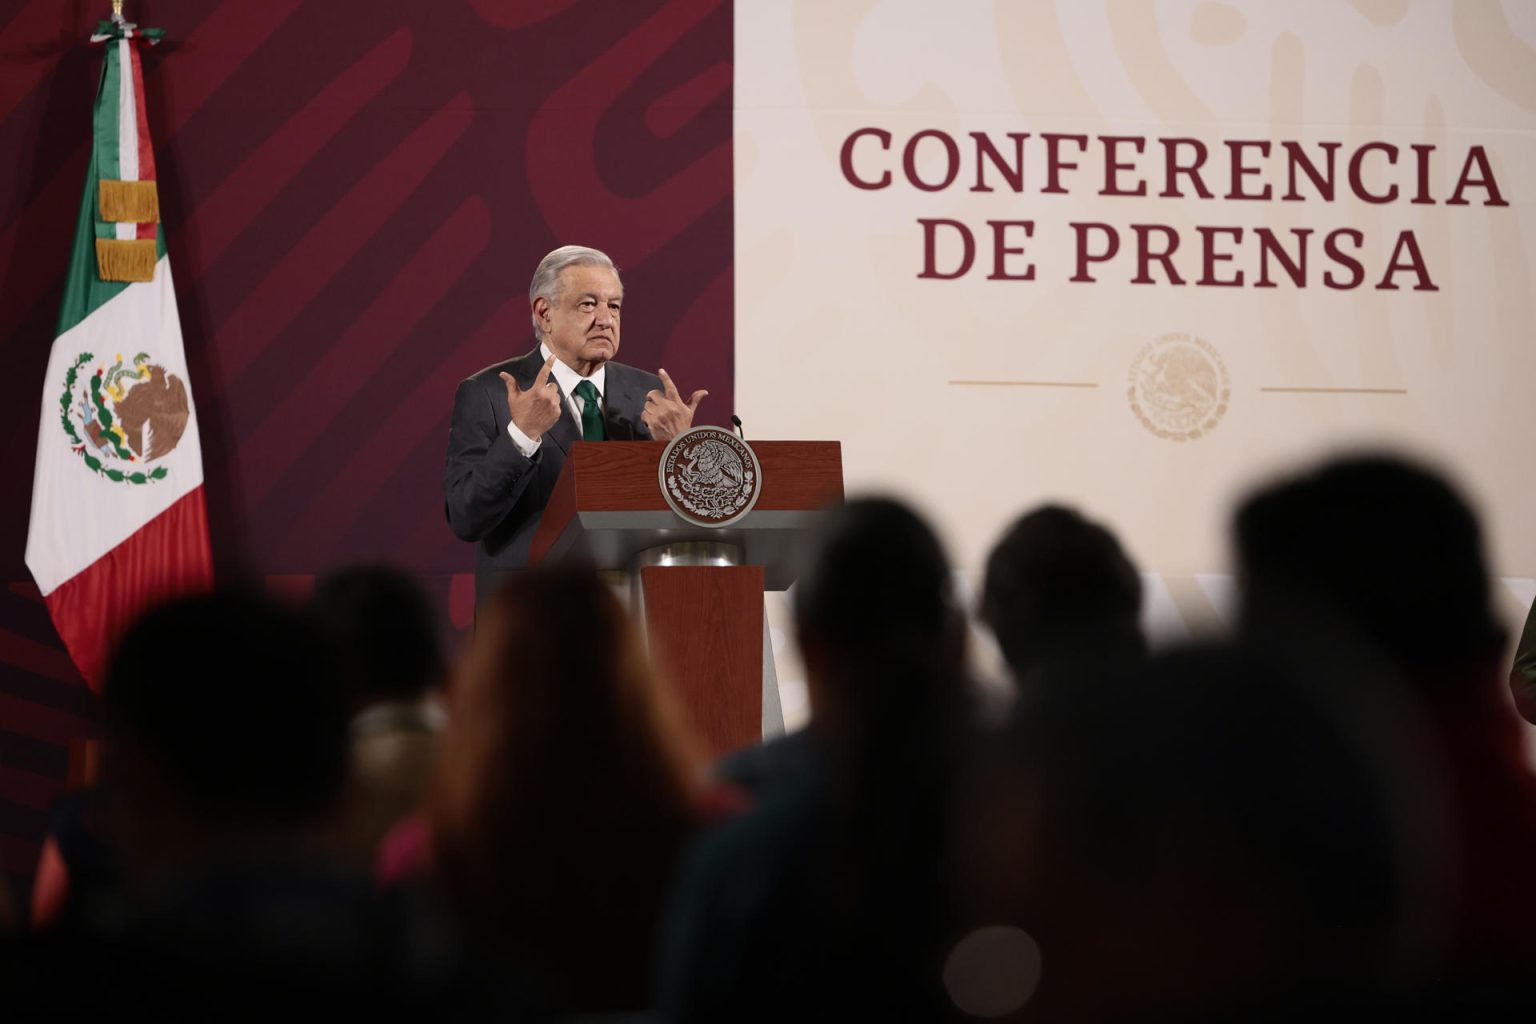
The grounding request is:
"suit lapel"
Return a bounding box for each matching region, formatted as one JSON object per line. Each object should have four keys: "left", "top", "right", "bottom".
{"left": 546, "top": 387, "right": 579, "bottom": 453}
{"left": 603, "top": 365, "right": 651, "bottom": 441}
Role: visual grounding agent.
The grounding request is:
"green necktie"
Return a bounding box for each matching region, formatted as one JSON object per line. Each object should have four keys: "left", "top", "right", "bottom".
{"left": 572, "top": 379, "right": 606, "bottom": 441}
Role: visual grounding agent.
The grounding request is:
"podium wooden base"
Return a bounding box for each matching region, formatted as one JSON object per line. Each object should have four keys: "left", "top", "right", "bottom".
{"left": 530, "top": 440, "right": 842, "bottom": 760}
{"left": 641, "top": 565, "right": 764, "bottom": 758}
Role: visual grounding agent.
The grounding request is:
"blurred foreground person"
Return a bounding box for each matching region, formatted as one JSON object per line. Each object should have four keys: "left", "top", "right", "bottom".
{"left": 28, "top": 783, "right": 123, "bottom": 932}
{"left": 1, "top": 589, "right": 494, "bottom": 1016}
{"left": 308, "top": 564, "right": 447, "bottom": 866}
{"left": 662, "top": 498, "right": 972, "bottom": 1021}
{"left": 102, "top": 589, "right": 350, "bottom": 886}
{"left": 981, "top": 644, "right": 1425, "bottom": 1023}
{"left": 979, "top": 503, "right": 1146, "bottom": 697}
{"left": 0, "top": 874, "right": 14, "bottom": 934}
{"left": 1236, "top": 454, "right": 1536, "bottom": 989}
{"left": 415, "top": 569, "right": 734, "bottom": 1014}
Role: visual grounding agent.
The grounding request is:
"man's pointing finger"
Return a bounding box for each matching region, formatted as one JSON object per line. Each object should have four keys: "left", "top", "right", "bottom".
{"left": 534, "top": 354, "right": 558, "bottom": 388}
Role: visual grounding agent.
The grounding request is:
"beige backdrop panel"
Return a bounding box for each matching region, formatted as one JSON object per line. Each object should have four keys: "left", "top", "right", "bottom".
{"left": 734, "top": 0, "right": 1536, "bottom": 584}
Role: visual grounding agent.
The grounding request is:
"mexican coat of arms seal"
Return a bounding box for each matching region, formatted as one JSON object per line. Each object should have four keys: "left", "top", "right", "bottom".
{"left": 659, "top": 426, "right": 763, "bottom": 528}
{"left": 59, "top": 350, "right": 190, "bottom": 483}
{"left": 1127, "top": 332, "right": 1230, "bottom": 442}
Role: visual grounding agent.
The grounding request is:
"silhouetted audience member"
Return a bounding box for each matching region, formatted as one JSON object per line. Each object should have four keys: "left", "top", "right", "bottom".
{"left": 710, "top": 716, "right": 819, "bottom": 799}
{"left": 1511, "top": 599, "right": 1536, "bottom": 725}
{"left": 978, "top": 644, "right": 1426, "bottom": 1022}
{"left": 308, "top": 564, "right": 447, "bottom": 866}
{"left": 662, "top": 497, "right": 972, "bottom": 1022}
{"left": 102, "top": 589, "right": 350, "bottom": 875}
{"left": 0, "top": 588, "right": 500, "bottom": 1016}
{"left": 1235, "top": 454, "right": 1536, "bottom": 986}
{"left": 408, "top": 568, "right": 733, "bottom": 1014}
{"left": 979, "top": 503, "right": 1146, "bottom": 692}
{"left": 29, "top": 785, "right": 124, "bottom": 931}
{"left": 0, "top": 871, "right": 14, "bottom": 935}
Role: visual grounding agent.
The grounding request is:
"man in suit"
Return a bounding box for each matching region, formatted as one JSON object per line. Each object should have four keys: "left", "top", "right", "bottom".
{"left": 443, "top": 245, "right": 707, "bottom": 604}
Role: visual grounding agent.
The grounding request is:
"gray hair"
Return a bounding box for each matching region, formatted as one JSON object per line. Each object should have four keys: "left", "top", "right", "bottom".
{"left": 528, "top": 245, "right": 621, "bottom": 341}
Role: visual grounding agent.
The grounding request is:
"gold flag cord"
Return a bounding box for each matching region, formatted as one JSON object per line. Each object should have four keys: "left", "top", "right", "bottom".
{"left": 99, "top": 179, "right": 159, "bottom": 223}
{"left": 95, "top": 238, "right": 156, "bottom": 282}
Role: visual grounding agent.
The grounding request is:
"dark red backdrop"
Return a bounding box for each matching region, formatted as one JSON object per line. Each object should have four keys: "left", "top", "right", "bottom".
{"left": 0, "top": 0, "right": 733, "bottom": 897}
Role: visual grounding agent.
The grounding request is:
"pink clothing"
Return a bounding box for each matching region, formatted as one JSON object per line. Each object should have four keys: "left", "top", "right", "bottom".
{"left": 374, "top": 813, "right": 431, "bottom": 887}
{"left": 372, "top": 780, "right": 748, "bottom": 889}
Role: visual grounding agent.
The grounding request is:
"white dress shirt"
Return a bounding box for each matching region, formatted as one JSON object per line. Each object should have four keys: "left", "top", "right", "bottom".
{"left": 506, "top": 341, "right": 607, "bottom": 457}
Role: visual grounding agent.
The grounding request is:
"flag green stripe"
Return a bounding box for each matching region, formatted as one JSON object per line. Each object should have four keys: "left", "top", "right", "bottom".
{"left": 93, "top": 40, "right": 121, "bottom": 239}
{"left": 56, "top": 38, "right": 166, "bottom": 338}
{"left": 55, "top": 146, "right": 128, "bottom": 337}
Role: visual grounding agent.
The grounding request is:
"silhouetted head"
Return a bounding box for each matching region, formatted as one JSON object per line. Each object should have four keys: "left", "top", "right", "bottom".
{"left": 1003, "top": 643, "right": 1419, "bottom": 1015}
{"left": 438, "top": 568, "right": 697, "bottom": 803}
{"left": 429, "top": 569, "right": 699, "bottom": 1007}
{"left": 980, "top": 504, "right": 1145, "bottom": 685}
{"left": 308, "top": 563, "right": 446, "bottom": 708}
{"left": 431, "top": 568, "right": 697, "bottom": 889}
{"left": 102, "top": 588, "right": 349, "bottom": 839}
{"left": 1234, "top": 454, "right": 1504, "bottom": 689}
{"left": 794, "top": 497, "right": 965, "bottom": 731}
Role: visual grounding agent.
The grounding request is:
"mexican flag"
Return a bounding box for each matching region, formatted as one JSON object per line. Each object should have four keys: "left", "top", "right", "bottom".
{"left": 24, "top": 17, "right": 212, "bottom": 692}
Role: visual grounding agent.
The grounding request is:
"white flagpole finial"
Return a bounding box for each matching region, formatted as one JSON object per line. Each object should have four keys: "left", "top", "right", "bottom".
{"left": 111, "top": 1, "right": 124, "bottom": 22}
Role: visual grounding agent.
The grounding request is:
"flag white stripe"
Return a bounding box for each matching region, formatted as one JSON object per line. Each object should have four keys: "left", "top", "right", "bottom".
{"left": 116, "top": 38, "right": 136, "bottom": 180}
{"left": 115, "top": 37, "right": 136, "bottom": 241}
{"left": 24, "top": 257, "right": 204, "bottom": 596}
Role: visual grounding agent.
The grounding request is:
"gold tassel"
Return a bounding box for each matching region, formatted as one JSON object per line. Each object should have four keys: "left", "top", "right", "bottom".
{"left": 98, "top": 179, "right": 160, "bottom": 224}
{"left": 95, "top": 238, "right": 157, "bottom": 282}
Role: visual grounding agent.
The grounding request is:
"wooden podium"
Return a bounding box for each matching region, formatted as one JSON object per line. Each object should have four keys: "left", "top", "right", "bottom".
{"left": 529, "top": 440, "right": 842, "bottom": 757}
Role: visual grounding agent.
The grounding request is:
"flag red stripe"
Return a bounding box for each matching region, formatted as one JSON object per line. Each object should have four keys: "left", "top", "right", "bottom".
{"left": 43, "top": 487, "right": 214, "bottom": 692}
{"left": 129, "top": 35, "right": 158, "bottom": 242}
{"left": 128, "top": 38, "right": 155, "bottom": 182}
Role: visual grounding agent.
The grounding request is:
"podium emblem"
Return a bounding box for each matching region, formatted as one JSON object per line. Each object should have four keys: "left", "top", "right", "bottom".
{"left": 659, "top": 426, "right": 763, "bottom": 528}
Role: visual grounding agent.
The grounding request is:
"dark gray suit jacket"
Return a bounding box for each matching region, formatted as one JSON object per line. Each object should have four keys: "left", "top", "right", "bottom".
{"left": 443, "top": 347, "right": 661, "bottom": 604}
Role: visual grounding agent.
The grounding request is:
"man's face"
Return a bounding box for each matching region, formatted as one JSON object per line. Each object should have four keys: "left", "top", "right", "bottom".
{"left": 538, "top": 264, "right": 622, "bottom": 372}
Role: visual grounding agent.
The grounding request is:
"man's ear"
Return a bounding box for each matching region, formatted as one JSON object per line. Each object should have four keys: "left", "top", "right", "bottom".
{"left": 532, "top": 295, "right": 552, "bottom": 324}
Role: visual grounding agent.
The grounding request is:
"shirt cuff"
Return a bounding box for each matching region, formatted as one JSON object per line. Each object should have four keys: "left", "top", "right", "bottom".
{"left": 507, "top": 420, "right": 542, "bottom": 457}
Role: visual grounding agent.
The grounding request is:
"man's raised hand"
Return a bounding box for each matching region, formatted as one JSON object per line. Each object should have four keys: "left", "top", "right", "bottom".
{"left": 502, "top": 355, "right": 562, "bottom": 441}
{"left": 643, "top": 368, "right": 708, "bottom": 442}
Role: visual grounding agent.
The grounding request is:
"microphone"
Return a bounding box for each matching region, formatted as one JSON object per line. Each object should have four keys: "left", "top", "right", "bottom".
{"left": 730, "top": 414, "right": 745, "bottom": 440}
